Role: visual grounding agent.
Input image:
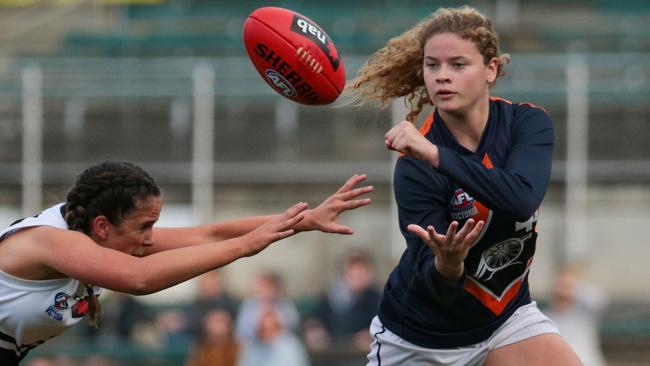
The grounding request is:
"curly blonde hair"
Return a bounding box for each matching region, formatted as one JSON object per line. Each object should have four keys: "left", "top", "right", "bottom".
{"left": 347, "top": 6, "right": 511, "bottom": 122}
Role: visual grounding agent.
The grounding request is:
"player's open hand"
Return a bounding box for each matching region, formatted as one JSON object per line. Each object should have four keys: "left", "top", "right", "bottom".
{"left": 385, "top": 121, "right": 440, "bottom": 167}
{"left": 407, "top": 219, "right": 484, "bottom": 278}
{"left": 301, "top": 174, "right": 373, "bottom": 234}
{"left": 243, "top": 202, "right": 308, "bottom": 256}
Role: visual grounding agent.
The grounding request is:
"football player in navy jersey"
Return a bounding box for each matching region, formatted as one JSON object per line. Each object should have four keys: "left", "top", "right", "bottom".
{"left": 349, "top": 6, "right": 582, "bottom": 366}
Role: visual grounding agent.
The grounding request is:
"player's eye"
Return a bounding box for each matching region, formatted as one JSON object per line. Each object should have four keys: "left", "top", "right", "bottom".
{"left": 140, "top": 223, "right": 153, "bottom": 232}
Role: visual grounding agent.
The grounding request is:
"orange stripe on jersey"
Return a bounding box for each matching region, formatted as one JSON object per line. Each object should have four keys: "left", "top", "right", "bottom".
{"left": 489, "top": 96, "right": 513, "bottom": 104}
{"left": 464, "top": 276, "right": 523, "bottom": 316}
{"left": 419, "top": 113, "right": 435, "bottom": 135}
{"left": 464, "top": 257, "right": 534, "bottom": 316}
{"left": 470, "top": 153, "right": 493, "bottom": 234}
{"left": 482, "top": 153, "right": 494, "bottom": 169}
{"left": 490, "top": 96, "right": 548, "bottom": 114}
{"left": 518, "top": 102, "right": 548, "bottom": 114}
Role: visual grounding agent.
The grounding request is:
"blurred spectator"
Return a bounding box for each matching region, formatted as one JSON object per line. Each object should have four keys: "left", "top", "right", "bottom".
{"left": 82, "top": 355, "right": 115, "bottom": 366}
{"left": 187, "top": 270, "right": 240, "bottom": 336}
{"left": 25, "top": 357, "right": 57, "bottom": 366}
{"left": 235, "top": 271, "right": 300, "bottom": 343}
{"left": 111, "top": 292, "right": 151, "bottom": 341}
{"left": 98, "top": 291, "right": 151, "bottom": 343}
{"left": 153, "top": 307, "right": 191, "bottom": 347}
{"left": 185, "top": 308, "right": 241, "bottom": 366}
{"left": 545, "top": 266, "right": 609, "bottom": 366}
{"left": 25, "top": 356, "right": 75, "bottom": 366}
{"left": 131, "top": 305, "right": 192, "bottom": 350}
{"left": 73, "top": 291, "right": 152, "bottom": 347}
{"left": 303, "top": 250, "right": 382, "bottom": 352}
{"left": 238, "top": 305, "right": 310, "bottom": 366}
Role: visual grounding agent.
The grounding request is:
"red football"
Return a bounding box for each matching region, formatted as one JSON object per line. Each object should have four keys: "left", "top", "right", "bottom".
{"left": 243, "top": 7, "right": 346, "bottom": 105}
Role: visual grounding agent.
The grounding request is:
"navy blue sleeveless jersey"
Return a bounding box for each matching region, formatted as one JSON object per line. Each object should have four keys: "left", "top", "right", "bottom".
{"left": 377, "top": 97, "right": 554, "bottom": 348}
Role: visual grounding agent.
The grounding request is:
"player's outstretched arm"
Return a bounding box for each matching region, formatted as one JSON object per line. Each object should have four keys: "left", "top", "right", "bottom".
{"left": 150, "top": 174, "right": 372, "bottom": 252}
{"left": 34, "top": 202, "right": 308, "bottom": 295}
{"left": 295, "top": 174, "right": 373, "bottom": 235}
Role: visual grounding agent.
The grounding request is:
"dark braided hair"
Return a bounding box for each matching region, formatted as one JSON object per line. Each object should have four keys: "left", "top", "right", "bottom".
{"left": 64, "top": 161, "right": 161, "bottom": 235}
{"left": 63, "top": 160, "right": 161, "bottom": 325}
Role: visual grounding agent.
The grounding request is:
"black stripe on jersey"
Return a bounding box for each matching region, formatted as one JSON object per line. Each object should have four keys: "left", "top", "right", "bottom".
{"left": 7, "top": 205, "right": 57, "bottom": 227}
{"left": 8, "top": 217, "right": 28, "bottom": 227}
{"left": 0, "top": 331, "right": 17, "bottom": 346}
{"left": 8, "top": 212, "right": 41, "bottom": 227}
{"left": 0, "top": 331, "right": 49, "bottom": 358}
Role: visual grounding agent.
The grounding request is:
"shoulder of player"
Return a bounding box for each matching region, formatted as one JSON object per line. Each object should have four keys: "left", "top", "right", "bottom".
{"left": 490, "top": 97, "right": 553, "bottom": 131}
{"left": 5, "top": 226, "right": 92, "bottom": 257}
{"left": 0, "top": 226, "right": 87, "bottom": 279}
{"left": 491, "top": 96, "right": 549, "bottom": 117}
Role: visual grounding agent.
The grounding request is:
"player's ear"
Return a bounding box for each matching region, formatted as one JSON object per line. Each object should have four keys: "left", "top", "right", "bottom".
{"left": 89, "top": 215, "right": 110, "bottom": 240}
{"left": 486, "top": 56, "right": 499, "bottom": 84}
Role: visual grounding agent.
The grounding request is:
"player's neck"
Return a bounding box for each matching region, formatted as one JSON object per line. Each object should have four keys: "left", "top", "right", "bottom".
{"left": 439, "top": 98, "right": 489, "bottom": 153}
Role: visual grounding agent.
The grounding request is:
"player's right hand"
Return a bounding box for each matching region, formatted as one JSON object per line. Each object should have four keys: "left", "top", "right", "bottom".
{"left": 385, "top": 121, "right": 440, "bottom": 167}
{"left": 243, "top": 202, "right": 308, "bottom": 256}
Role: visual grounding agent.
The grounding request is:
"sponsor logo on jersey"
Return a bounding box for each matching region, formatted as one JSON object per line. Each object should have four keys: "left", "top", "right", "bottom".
{"left": 45, "top": 292, "right": 71, "bottom": 321}
{"left": 291, "top": 15, "right": 341, "bottom": 71}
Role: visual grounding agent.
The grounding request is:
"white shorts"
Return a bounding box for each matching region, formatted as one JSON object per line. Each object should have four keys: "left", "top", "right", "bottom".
{"left": 367, "top": 301, "right": 559, "bottom": 366}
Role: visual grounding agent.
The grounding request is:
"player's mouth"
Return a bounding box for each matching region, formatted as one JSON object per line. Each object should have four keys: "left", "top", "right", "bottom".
{"left": 436, "top": 90, "right": 456, "bottom": 99}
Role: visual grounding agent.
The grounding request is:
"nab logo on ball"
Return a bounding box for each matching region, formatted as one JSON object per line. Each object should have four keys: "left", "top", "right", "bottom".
{"left": 265, "top": 69, "right": 297, "bottom": 98}
{"left": 290, "top": 15, "right": 340, "bottom": 72}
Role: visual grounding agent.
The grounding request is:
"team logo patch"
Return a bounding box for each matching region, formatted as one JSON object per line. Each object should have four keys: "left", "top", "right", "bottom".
{"left": 450, "top": 188, "right": 478, "bottom": 220}
{"left": 45, "top": 292, "right": 71, "bottom": 321}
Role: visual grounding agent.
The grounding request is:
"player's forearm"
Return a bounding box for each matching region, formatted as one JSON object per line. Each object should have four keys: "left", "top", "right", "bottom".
{"left": 435, "top": 256, "right": 464, "bottom": 281}
{"left": 150, "top": 215, "right": 277, "bottom": 254}
{"left": 417, "top": 251, "right": 465, "bottom": 304}
{"left": 207, "top": 215, "right": 277, "bottom": 240}
{"left": 131, "top": 238, "right": 250, "bottom": 295}
{"left": 210, "top": 212, "right": 318, "bottom": 237}
{"left": 436, "top": 146, "right": 550, "bottom": 220}
{"left": 423, "top": 143, "right": 441, "bottom": 168}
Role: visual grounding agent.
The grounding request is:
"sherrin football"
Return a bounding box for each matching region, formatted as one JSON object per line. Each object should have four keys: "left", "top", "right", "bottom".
{"left": 243, "top": 7, "right": 345, "bottom": 105}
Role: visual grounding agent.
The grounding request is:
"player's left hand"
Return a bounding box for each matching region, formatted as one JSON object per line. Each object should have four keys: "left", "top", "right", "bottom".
{"left": 407, "top": 219, "right": 484, "bottom": 279}
{"left": 299, "top": 174, "right": 373, "bottom": 234}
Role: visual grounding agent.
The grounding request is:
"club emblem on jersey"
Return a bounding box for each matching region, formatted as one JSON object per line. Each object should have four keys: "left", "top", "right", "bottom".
{"left": 473, "top": 235, "right": 529, "bottom": 281}
{"left": 45, "top": 292, "right": 71, "bottom": 321}
{"left": 450, "top": 188, "right": 478, "bottom": 220}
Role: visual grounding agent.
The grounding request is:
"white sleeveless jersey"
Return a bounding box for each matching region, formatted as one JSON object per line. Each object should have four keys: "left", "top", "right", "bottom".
{"left": 0, "top": 204, "right": 102, "bottom": 357}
